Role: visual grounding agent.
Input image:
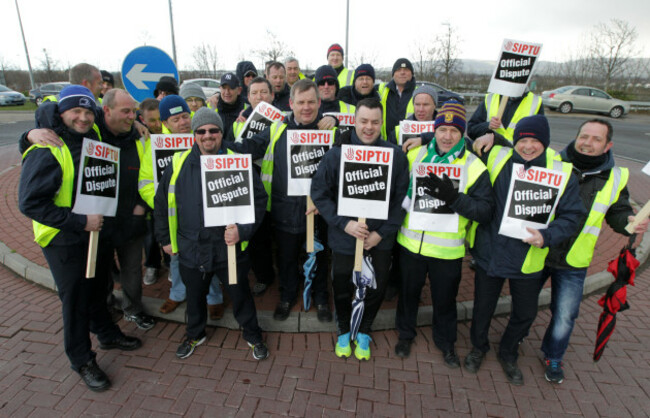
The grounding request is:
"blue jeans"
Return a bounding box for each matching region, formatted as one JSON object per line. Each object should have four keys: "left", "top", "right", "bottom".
{"left": 541, "top": 267, "right": 587, "bottom": 361}
{"left": 169, "top": 254, "right": 223, "bottom": 304}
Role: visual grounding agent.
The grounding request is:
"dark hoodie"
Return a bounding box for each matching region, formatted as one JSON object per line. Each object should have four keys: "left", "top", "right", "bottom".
{"left": 545, "top": 142, "right": 633, "bottom": 269}
{"left": 217, "top": 94, "right": 246, "bottom": 139}
{"left": 235, "top": 61, "right": 258, "bottom": 103}
{"left": 383, "top": 78, "right": 417, "bottom": 136}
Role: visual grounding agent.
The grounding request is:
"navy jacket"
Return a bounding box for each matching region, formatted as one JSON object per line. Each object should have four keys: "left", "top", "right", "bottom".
{"left": 337, "top": 85, "right": 380, "bottom": 106}
{"left": 225, "top": 113, "right": 339, "bottom": 235}
{"left": 471, "top": 144, "right": 585, "bottom": 279}
{"left": 154, "top": 143, "right": 266, "bottom": 271}
{"left": 272, "top": 84, "right": 291, "bottom": 112}
{"left": 217, "top": 94, "right": 246, "bottom": 140}
{"left": 383, "top": 78, "right": 416, "bottom": 136}
{"left": 311, "top": 130, "right": 409, "bottom": 255}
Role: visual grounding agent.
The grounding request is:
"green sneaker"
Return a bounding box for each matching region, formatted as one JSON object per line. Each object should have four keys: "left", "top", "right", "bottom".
{"left": 335, "top": 332, "right": 351, "bottom": 358}
{"left": 354, "top": 333, "right": 371, "bottom": 361}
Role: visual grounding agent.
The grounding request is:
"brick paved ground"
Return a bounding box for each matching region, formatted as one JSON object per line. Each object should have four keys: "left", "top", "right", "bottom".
{"left": 1, "top": 262, "right": 650, "bottom": 416}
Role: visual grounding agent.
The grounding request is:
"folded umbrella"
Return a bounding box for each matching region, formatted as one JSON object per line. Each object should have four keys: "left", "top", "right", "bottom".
{"left": 594, "top": 235, "right": 639, "bottom": 362}
{"left": 302, "top": 239, "right": 324, "bottom": 311}
{"left": 350, "top": 253, "right": 376, "bottom": 342}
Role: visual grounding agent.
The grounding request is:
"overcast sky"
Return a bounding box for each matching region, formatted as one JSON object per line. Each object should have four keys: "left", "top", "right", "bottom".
{"left": 1, "top": 0, "right": 649, "bottom": 76}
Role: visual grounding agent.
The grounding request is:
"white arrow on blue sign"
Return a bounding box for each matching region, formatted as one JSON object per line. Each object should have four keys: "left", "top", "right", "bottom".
{"left": 121, "top": 46, "right": 178, "bottom": 102}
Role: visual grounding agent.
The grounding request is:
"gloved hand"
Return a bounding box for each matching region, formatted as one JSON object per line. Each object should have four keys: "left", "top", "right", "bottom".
{"left": 421, "top": 173, "right": 459, "bottom": 204}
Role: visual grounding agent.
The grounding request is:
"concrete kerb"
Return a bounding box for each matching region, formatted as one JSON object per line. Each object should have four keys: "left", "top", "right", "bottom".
{"left": 1, "top": 229, "right": 649, "bottom": 333}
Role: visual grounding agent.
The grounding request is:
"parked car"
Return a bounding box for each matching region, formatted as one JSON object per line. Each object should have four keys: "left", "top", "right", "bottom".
{"left": 0, "top": 85, "right": 26, "bottom": 106}
{"left": 541, "top": 85, "right": 630, "bottom": 118}
{"left": 29, "top": 82, "right": 70, "bottom": 106}
{"left": 415, "top": 81, "right": 465, "bottom": 105}
{"left": 180, "top": 78, "right": 220, "bottom": 98}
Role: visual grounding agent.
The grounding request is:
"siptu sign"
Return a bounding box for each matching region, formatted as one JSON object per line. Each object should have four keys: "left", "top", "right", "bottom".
{"left": 122, "top": 46, "right": 178, "bottom": 102}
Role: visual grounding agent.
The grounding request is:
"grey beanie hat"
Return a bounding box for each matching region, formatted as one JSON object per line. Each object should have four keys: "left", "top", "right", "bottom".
{"left": 191, "top": 107, "right": 224, "bottom": 132}
{"left": 412, "top": 85, "right": 438, "bottom": 106}
{"left": 180, "top": 83, "right": 206, "bottom": 101}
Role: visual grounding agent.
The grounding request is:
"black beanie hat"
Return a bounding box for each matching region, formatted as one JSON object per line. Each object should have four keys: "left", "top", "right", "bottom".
{"left": 392, "top": 58, "right": 414, "bottom": 76}
{"left": 513, "top": 115, "right": 550, "bottom": 148}
{"left": 354, "top": 64, "right": 375, "bottom": 83}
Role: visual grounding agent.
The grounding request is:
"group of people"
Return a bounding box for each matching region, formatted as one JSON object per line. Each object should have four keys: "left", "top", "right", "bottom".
{"left": 17, "top": 44, "right": 648, "bottom": 393}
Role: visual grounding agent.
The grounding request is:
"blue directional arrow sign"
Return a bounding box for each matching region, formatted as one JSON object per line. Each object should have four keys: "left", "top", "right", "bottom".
{"left": 121, "top": 46, "right": 178, "bottom": 102}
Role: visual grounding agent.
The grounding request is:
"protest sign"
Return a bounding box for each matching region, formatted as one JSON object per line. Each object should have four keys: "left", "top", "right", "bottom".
{"left": 323, "top": 112, "right": 355, "bottom": 127}
{"left": 498, "top": 163, "right": 566, "bottom": 240}
{"left": 236, "top": 102, "right": 284, "bottom": 142}
{"left": 337, "top": 145, "right": 393, "bottom": 220}
{"left": 201, "top": 154, "right": 255, "bottom": 284}
{"left": 488, "top": 39, "right": 543, "bottom": 98}
{"left": 398, "top": 120, "right": 436, "bottom": 146}
{"left": 286, "top": 130, "right": 334, "bottom": 196}
{"left": 408, "top": 163, "right": 465, "bottom": 232}
{"left": 150, "top": 134, "right": 194, "bottom": 189}
{"left": 72, "top": 138, "right": 120, "bottom": 277}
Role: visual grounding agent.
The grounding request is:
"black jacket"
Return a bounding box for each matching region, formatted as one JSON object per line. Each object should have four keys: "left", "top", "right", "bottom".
{"left": 225, "top": 113, "right": 339, "bottom": 234}
{"left": 471, "top": 141, "right": 586, "bottom": 279}
{"left": 154, "top": 143, "right": 266, "bottom": 271}
{"left": 466, "top": 93, "right": 544, "bottom": 140}
{"left": 383, "top": 78, "right": 416, "bottom": 136}
{"left": 217, "top": 94, "right": 246, "bottom": 139}
{"left": 311, "top": 130, "right": 409, "bottom": 255}
{"left": 272, "top": 84, "right": 291, "bottom": 112}
{"left": 546, "top": 143, "right": 632, "bottom": 269}
{"left": 337, "top": 85, "right": 380, "bottom": 107}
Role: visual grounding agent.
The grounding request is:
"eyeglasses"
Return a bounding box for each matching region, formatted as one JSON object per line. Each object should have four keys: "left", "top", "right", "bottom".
{"left": 195, "top": 128, "right": 222, "bottom": 135}
{"left": 318, "top": 80, "right": 336, "bottom": 87}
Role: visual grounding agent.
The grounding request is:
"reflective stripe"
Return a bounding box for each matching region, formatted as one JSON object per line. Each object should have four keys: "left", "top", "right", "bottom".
{"left": 138, "top": 179, "right": 153, "bottom": 189}
{"left": 591, "top": 202, "right": 609, "bottom": 214}
{"left": 529, "top": 95, "right": 541, "bottom": 115}
{"left": 168, "top": 184, "right": 175, "bottom": 193}
{"left": 414, "top": 146, "right": 427, "bottom": 163}
{"left": 552, "top": 159, "right": 563, "bottom": 171}
{"left": 399, "top": 227, "right": 465, "bottom": 248}
{"left": 168, "top": 207, "right": 176, "bottom": 217}
{"left": 582, "top": 225, "right": 601, "bottom": 236}
{"left": 261, "top": 173, "right": 273, "bottom": 183}
{"left": 345, "top": 69, "right": 353, "bottom": 86}
{"left": 485, "top": 93, "right": 494, "bottom": 116}
{"left": 609, "top": 167, "right": 622, "bottom": 204}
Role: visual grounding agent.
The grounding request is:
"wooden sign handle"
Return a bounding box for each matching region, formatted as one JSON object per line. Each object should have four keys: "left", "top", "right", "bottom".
{"left": 85, "top": 230, "right": 99, "bottom": 278}
{"left": 306, "top": 196, "right": 314, "bottom": 253}
{"left": 625, "top": 200, "right": 650, "bottom": 234}
{"left": 496, "top": 95, "right": 509, "bottom": 122}
{"left": 354, "top": 218, "right": 366, "bottom": 272}
{"left": 228, "top": 244, "right": 237, "bottom": 285}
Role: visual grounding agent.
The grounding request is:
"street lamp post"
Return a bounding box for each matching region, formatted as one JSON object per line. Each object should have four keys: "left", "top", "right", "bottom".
{"left": 14, "top": 0, "right": 35, "bottom": 89}
{"left": 168, "top": 0, "right": 178, "bottom": 70}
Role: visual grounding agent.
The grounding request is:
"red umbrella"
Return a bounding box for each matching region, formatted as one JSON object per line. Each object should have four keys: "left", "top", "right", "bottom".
{"left": 593, "top": 235, "right": 640, "bottom": 362}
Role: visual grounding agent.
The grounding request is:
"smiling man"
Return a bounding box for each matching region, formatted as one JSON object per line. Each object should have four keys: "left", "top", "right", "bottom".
{"left": 311, "top": 98, "right": 409, "bottom": 361}
{"left": 154, "top": 108, "right": 269, "bottom": 360}
{"left": 465, "top": 114, "right": 585, "bottom": 386}
{"left": 539, "top": 119, "right": 649, "bottom": 384}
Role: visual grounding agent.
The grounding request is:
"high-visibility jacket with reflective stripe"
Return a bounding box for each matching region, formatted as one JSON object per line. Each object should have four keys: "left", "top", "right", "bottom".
{"left": 167, "top": 149, "right": 247, "bottom": 253}
{"left": 565, "top": 167, "right": 629, "bottom": 268}
{"left": 397, "top": 146, "right": 486, "bottom": 259}
{"left": 485, "top": 92, "right": 542, "bottom": 141}
{"left": 485, "top": 146, "right": 572, "bottom": 274}
{"left": 338, "top": 68, "right": 355, "bottom": 88}
{"left": 22, "top": 142, "right": 75, "bottom": 247}
{"left": 378, "top": 83, "right": 414, "bottom": 140}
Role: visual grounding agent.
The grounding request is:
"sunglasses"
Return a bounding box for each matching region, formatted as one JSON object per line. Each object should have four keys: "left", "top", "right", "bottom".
{"left": 195, "top": 128, "right": 222, "bottom": 135}
{"left": 318, "top": 80, "right": 336, "bottom": 86}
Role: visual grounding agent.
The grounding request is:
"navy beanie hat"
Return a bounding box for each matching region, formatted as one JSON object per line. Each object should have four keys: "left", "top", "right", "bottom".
{"left": 58, "top": 85, "right": 96, "bottom": 113}
{"left": 159, "top": 95, "right": 190, "bottom": 121}
{"left": 354, "top": 64, "right": 375, "bottom": 83}
{"left": 315, "top": 65, "right": 339, "bottom": 89}
{"left": 327, "top": 43, "right": 344, "bottom": 58}
{"left": 513, "top": 115, "right": 550, "bottom": 148}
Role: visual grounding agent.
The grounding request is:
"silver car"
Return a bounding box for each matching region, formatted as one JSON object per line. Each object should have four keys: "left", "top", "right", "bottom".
{"left": 0, "top": 85, "right": 26, "bottom": 106}
{"left": 180, "top": 78, "right": 220, "bottom": 98}
{"left": 542, "top": 86, "right": 630, "bottom": 118}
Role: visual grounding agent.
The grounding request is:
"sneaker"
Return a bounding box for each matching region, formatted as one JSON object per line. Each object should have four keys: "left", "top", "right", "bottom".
{"left": 394, "top": 339, "right": 413, "bottom": 358}
{"left": 442, "top": 349, "right": 461, "bottom": 369}
{"left": 544, "top": 359, "right": 564, "bottom": 384}
{"left": 252, "top": 282, "right": 268, "bottom": 296}
{"left": 124, "top": 312, "right": 155, "bottom": 330}
{"left": 316, "top": 304, "right": 333, "bottom": 322}
{"left": 273, "top": 302, "right": 291, "bottom": 321}
{"left": 354, "top": 333, "right": 372, "bottom": 361}
{"left": 143, "top": 267, "right": 157, "bottom": 285}
{"left": 463, "top": 348, "right": 485, "bottom": 374}
{"left": 78, "top": 359, "right": 111, "bottom": 392}
{"left": 248, "top": 342, "right": 269, "bottom": 360}
{"left": 167, "top": 273, "right": 172, "bottom": 283}
{"left": 99, "top": 334, "right": 142, "bottom": 351}
{"left": 176, "top": 335, "right": 206, "bottom": 359}
{"left": 498, "top": 355, "right": 524, "bottom": 386}
{"left": 335, "top": 333, "right": 352, "bottom": 358}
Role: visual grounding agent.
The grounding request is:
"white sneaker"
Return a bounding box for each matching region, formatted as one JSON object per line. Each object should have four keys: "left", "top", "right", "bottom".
{"left": 143, "top": 267, "right": 157, "bottom": 285}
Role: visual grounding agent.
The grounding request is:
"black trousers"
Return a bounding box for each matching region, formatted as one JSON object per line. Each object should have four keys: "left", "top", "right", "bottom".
{"left": 396, "top": 247, "right": 462, "bottom": 352}
{"left": 274, "top": 227, "right": 329, "bottom": 306}
{"left": 248, "top": 213, "right": 275, "bottom": 285}
{"left": 331, "top": 248, "right": 391, "bottom": 335}
{"left": 143, "top": 215, "right": 163, "bottom": 269}
{"left": 469, "top": 265, "right": 546, "bottom": 362}
{"left": 179, "top": 259, "right": 262, "bottom": 344}
{"left": 43, "top": 243, "right": 122, "bottom": 371}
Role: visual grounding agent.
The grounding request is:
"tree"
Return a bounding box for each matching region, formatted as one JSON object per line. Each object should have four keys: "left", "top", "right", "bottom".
{"left": 254, "top": 30, "right": 294, "bottom": 66}
{"left": 39, "top": 48, "right": 59, "bottom": 82}
{"left": 589, "top": 19, "right": 639, "bottom": 91}
{"left": 192, "top": 43, "right": 219, "bottom": 78}
{"left": 410, "top": 41, "right": 436, "bottom": 81}
{"left": 432, "top": 23, "right": 462, "bottom": 87}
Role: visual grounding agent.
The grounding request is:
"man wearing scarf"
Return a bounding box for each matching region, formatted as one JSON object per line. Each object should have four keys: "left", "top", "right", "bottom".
{"left": 540, "top": 119, "right": 649, "bottom": 384}
{"left": 394, "top": 101, "right": 493, "bottom": 365}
